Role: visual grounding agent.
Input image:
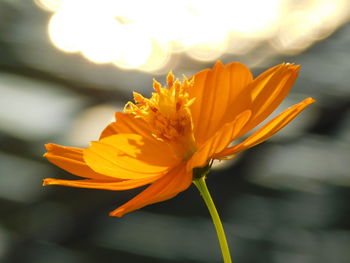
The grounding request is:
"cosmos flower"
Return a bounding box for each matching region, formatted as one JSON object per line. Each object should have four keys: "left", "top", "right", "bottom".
{"left": 43, "top": 61, "right": 315, "bottom": 217}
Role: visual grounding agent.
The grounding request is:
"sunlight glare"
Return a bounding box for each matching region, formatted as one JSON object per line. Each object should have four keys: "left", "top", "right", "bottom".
{"left": 39, "top": 0, "right": 350, "bottom": 72}
{"left": 225, "top": 0, "right": 283, "bottom": 37}
{"left": 35, "top": 0, "right": 62, "bottom": 12}
{"left": 48, "top": 11, "right": 82, "bottom": 53}
{"left": 271, "top": 0, "right": 350, "bottom": 54}
{"left": 137, "top": 41, "right": 171, "bottom": 74}
{"left": 81, "top": 18, "right": 125, "bottom": 64}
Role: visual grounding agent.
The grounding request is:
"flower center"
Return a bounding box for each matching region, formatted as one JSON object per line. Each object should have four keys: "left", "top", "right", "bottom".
{"left": 124, "top": 72, "right": 197, "bottom": 159}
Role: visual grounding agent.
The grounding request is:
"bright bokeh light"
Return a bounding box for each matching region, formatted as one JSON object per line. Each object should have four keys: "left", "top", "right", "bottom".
{"left": 37, "top": 0, "right": 350, "bottom": 72}
{"left": 271, "top": 0, "right": 350, "bottom": 54}
{"left": 132, "top": 41, "right": 171, "bottom": 74}
{"left": 210, "top": 0, "right": 283, "bottom": 37}
{"left": 272, "top": 11, "right": 324, "bottom": 54}
{"left": 34, "top": 0, "right": 62, "bottom": 12}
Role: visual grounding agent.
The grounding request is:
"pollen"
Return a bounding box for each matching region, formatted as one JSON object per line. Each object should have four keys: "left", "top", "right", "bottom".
{"left": 124, "top": 72, "right": 197, "bottom": 159}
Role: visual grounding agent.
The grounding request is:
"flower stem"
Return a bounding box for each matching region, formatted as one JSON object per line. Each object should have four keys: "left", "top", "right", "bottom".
{"left": 193, "top": 176, "right": 232, "bottom": 263}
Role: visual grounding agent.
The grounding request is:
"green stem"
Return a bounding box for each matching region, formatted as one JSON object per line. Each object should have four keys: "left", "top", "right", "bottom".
{"left": 193, "top": 176, "right": 232, "bottom": 263}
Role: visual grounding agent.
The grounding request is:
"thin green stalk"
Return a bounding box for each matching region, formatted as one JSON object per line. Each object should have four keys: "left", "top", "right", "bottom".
{"left": 193, "top": 176, "right": 232, "bottom": 263}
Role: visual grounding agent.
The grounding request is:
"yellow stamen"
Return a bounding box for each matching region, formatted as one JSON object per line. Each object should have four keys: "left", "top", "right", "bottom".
{"left": 153, "top": 79, "right": 161, "bottom": 94}
{"left": 124, "top": 72, "right": 196, "bottom": 159}
{"left": 167, "top": 71, "right": 175, "bottom": 88}
{"left": 133, "top": 92, "right": 147, "bottom": 105}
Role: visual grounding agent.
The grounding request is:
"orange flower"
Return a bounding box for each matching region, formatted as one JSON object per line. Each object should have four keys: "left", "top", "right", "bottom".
{"left": 43, "top": 61, "right": 315, "bottom": 217}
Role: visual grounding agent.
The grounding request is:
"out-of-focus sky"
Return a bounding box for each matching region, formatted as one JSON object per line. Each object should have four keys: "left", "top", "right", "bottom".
{"left": 0, "top": 1, "right": 350, "bottom": 263}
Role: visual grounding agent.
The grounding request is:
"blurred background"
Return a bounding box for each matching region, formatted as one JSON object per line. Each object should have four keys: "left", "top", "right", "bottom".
{"left": 0, "top": 0, "right": 350, "bottom": 262}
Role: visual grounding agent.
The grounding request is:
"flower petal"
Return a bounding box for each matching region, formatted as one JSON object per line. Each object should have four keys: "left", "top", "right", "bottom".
{"left": 109, "top": 164, "right": 192, "bottom": 217}
{"left": 215, "top": 97, "right": 315, "bottom": 158}
{"left": 189, "top": 61, "right": 253, "bottom": 146}
{"left": 84, "top": 133, "right": 180, "bottom": 180}
{"left": 44, "top": 144, "right": 111, "bottom": 180}
{"left": 100, "top": 112, "right": 152, "bottom": 139}
{"left": 239, "top": 63, "right": 300, "bottom": 136}
{"left": 43, "top": 174, "right": 162, "bottom": 190}
{"left": 187, "top": 110, "right": 251, "bottom": 170}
